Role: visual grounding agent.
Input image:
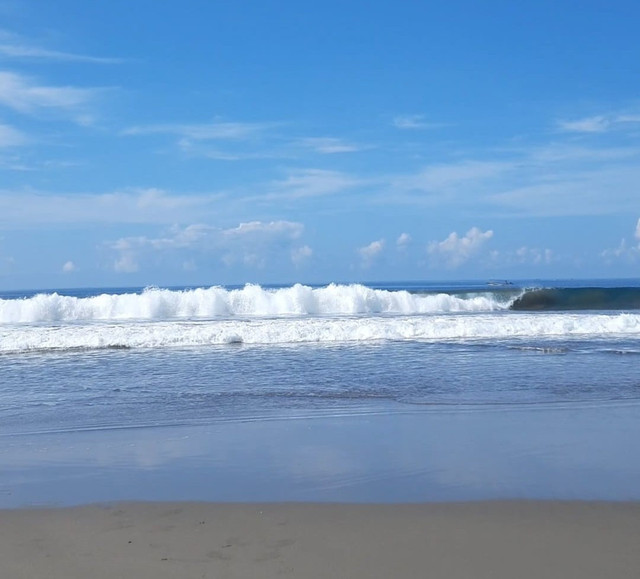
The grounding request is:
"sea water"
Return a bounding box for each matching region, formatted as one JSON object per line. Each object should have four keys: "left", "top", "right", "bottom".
{"left": 2, "top": 280, "right": 640, "bottom": 506}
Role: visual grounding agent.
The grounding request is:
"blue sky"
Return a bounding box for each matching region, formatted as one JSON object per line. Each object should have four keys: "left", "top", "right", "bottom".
{"left": 0, "top": 0, "right": 639, "bottom": 289}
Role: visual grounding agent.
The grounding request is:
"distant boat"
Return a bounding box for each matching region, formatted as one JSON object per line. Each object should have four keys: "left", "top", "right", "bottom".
{"left": 487, "top": 280, "right": 514, "bottom": 286}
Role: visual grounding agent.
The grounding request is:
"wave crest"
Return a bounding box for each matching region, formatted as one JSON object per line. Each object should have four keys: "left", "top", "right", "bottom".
{"left": 0, "top": 284, "right": 506, "bottom": 324}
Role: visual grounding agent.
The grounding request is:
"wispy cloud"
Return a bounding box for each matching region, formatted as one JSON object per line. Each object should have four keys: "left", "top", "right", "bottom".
{"left": 0, "top": 122, "right": 27, "bottom": 147}
{"left": 179, "top": 141, "right": 285, "bottom": 162}
{"left": 123, "top": 121, "right": 274, "bottom": 141}
{"left": 297, "top": 137, "right": 364, "bottom": 154}
{"left": 198, "top": 149, "right": 277, "bottom": 161}
{"left": 126, "top": 121, "right": 372, "bottom": 162}
{"left": 526, "top": 143, "right": 640, "bottom": 163}
{"left": 0, "top": 71, "right": 102, "bottom": 121}
{"left": 0, "top": 187, "right": 224, "bottom": 226}
{"left": 412, "top": 160, "right": 510, "bottom": 189}
{"left": 265, "top": 168, "right": 364, "bottom": 200}
{"left": 391, "top": 160, "right": 511, "bottom": 199}
{"left": 557, "top": 115, "right": 611, "bottom": 133}
{"left": 1, "top": 44, "right": 120, "bottom": 63}
{"left": 557, "top": 112, "right": 640, "bottom": 134}
{"left": 380, "top": 136, "right": 640, "bottom": 217}
{"left": 123, "top": 120, "right": 281, "bottom": 161}
{"left": 0, "top": 30, "right": 122, "bottom": 63}
{"left": 489, "top": 162, "right": 640, "bottom": 217}
{"left": 0, "top": 45, "right": 120, "bottom": 65}
{"left": 393, "top": 114, "right": 442, "bottom": 130}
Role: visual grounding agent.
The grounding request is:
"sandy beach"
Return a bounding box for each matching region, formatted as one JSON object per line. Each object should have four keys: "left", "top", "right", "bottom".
{"left": 1, "top": 501, "right": 639, "bottom": 578}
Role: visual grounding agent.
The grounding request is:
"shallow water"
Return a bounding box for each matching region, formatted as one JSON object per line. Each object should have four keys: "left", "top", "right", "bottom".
{"left": 1, "top": 339, "right": 639, "bottom": 434}
{"left": 3, "top": 402, "right": 640, "bottom": 507}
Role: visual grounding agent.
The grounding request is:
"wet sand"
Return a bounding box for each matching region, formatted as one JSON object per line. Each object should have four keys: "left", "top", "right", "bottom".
{"left": 1, "top": 501, "right": 639, "bottom": 578}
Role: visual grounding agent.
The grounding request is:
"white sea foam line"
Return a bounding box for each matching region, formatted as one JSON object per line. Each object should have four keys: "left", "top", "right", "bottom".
{"left": 1, "top": 312, "right": 639, "bottom": 353}
{"left": 0, "top": 284, "right": 509, "bottom": 324}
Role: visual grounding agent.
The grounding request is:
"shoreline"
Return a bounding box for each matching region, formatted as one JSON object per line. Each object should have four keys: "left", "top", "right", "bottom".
{"left": 2, "top": 500, "right": 639, "bottom": 578}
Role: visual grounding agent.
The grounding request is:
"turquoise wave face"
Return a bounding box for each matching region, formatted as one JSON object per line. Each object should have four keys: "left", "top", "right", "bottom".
{"left": 510, "top": 287, "right": 640, "bottom": 311}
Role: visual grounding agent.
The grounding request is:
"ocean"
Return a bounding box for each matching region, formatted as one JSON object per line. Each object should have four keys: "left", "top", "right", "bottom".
{"left": 2, "top": 279, "right": 640, "bottom": 506}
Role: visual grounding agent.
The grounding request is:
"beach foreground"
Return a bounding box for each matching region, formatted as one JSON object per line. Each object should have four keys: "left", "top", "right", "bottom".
{"left": 1, "top": 501, "right": 639, "bottom": 578}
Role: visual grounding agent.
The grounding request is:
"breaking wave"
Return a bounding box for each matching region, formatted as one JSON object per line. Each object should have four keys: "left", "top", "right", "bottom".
{"left": 2, "top": 284, "right": 639, "bottom": 354}
{"left": 0, "top": 284, "right": 507, "bottom": 324}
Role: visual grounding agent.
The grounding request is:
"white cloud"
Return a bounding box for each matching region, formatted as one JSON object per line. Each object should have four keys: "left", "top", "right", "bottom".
{"left": 359, "top": 239, "right": 384, "bottom": 259}
{"left": 600, "top": 218, "right": 640, "bottom": 263}
{"left": 109, "top": 220, "right": 306, "bottom": 272}
{"left": 358, "top": 239, "right": 385, "bottom": 267}
{"left": 114, "top": 253, "right": 139, "bottom": 273}
{"left": 396, "top": 233, "right": 411, "bottom": 248}
{"left": 601, "top": 239, "right": 640, "bottom": 263}
{"left": 291, "top": 245, "right": 313, "bottom": 265}
{"left": 0, "top": 71, "right": 100, "bottom": 118}
{"left": 489, "top": 246, "right": 553, "bottom": 267}
{"left": 224, "top": 220, "right": 303, "bottom": 239}
{"left": 111, "top": 221, "right": 302, "bottom": 252}
{"left": 61, "top": 260, "right": 76, "bottom": 273}
{"left": 519, "top": 247, "right": 553, "bottom": 265}
{"left": 428, "top": 227, "right": 493, "bottom": 268}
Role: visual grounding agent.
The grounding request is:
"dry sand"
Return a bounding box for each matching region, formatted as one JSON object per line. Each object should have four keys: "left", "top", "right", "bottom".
{"left": 1, "top": 501, "right": 639, "bottom": 578}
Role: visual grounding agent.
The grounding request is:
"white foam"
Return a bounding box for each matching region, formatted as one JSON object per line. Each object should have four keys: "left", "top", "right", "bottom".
{"left": 1, "top": 312, "right": 639, "bottom": 354}
{"left": 0, "top": 284, "right": 506, "bottom": 324}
